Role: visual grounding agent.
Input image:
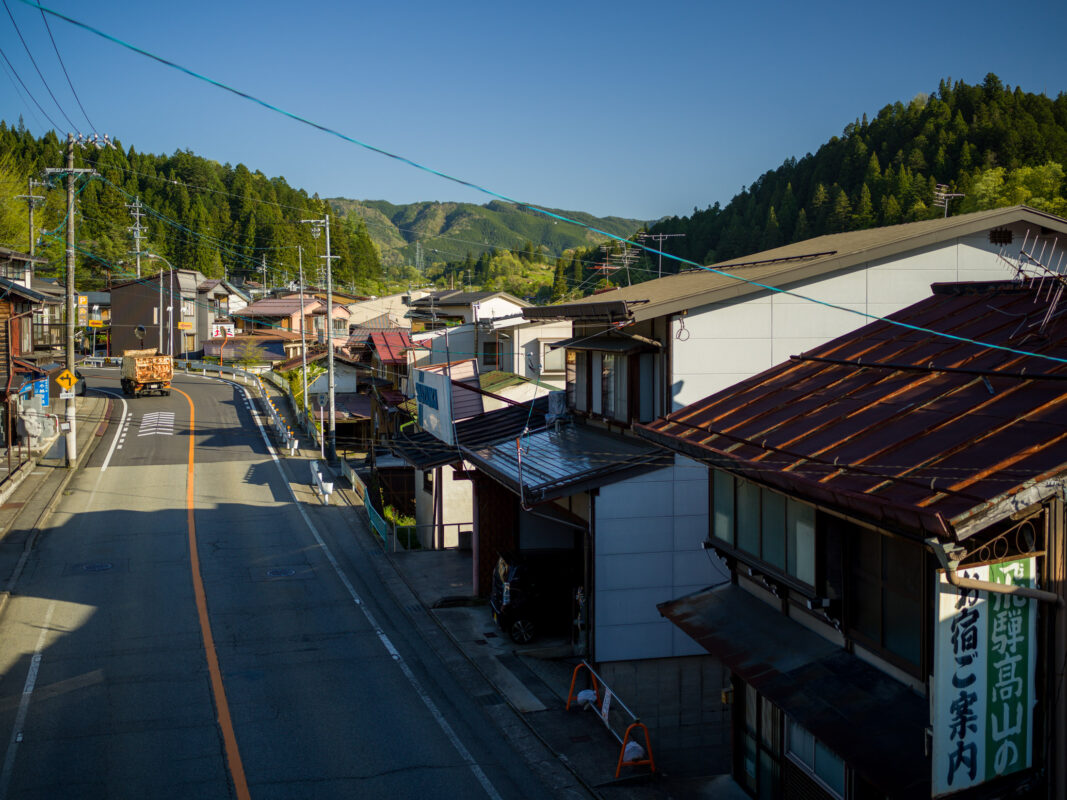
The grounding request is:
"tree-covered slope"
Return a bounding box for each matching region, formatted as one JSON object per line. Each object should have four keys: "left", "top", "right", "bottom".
{"left": 0, "top": 124, "right": 382, "bottom": 291}
{"left": 328, "top": 197, "right": 645, "bottom": 267}
{"left": 647, "top": 74, "right": 1067, "bottom": 271}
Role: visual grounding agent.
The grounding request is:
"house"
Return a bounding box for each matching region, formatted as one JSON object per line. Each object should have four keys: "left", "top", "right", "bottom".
{"left": 449, "top": 207, "right": 1067, "bottom": 729}
{"left": 203, "top": 328, "right": 304, "bottom": 364}
{"left": 196, "top": 279, "right": 249, "bottom": 348}
{"left": 0, "top": 248, "right": 64, "bottom": 366}
{"left": 347, "top": 290, "right": 428, "bottom": 329}
{"left": 406, "top": 289, "right": 528, "bottom": 330}
{"left": 640, "top": 280, "right": 1067, "bottom": 800}
{"left": 235, "top": 294, "right": 347, "bottom": 343}
{"left": 390, "top": 363, "right": 559, "bottom": 549}
{"left": 110, "top": 268, "right": 205, "bottom": 356}
{"left": 412, "top": 315, "right": 572, "bottom": 388}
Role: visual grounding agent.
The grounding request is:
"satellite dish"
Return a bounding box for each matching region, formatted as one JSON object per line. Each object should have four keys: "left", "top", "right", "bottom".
{"left": 134, "top": 325, "right": 145, "bottom": 341}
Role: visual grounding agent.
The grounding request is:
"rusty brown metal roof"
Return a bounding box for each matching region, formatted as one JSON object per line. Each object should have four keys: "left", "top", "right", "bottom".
{"left": 637, "top": 280, "right": 1067, "bottom": 540}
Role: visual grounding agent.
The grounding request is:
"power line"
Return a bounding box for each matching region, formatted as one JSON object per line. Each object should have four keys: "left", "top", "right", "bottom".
{"left": 20, "top": 7, "right": 1067, "bottom": 364}
{"left": 0, "top": 42, "right": 59, "bottom": 129}
{"left": 2, "top": 0, "right": 78, "bottom": 132}
{"left": 37, "top": 1, "right": 95, "bottom": 132}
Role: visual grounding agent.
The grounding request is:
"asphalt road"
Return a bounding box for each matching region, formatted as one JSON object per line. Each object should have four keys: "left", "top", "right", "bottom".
{"left": 0, "top": 369, "right": 560, "bottom": 799}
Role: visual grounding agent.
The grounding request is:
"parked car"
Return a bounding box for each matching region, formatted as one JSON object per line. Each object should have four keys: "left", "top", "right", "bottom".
{"left": 489, "top": 550, "right": 581, "bottom": 644}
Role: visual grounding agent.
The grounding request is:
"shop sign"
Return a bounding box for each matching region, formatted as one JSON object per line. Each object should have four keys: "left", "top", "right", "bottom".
{"left": 932, "top": 557, "right": 1036, "bottom": 796}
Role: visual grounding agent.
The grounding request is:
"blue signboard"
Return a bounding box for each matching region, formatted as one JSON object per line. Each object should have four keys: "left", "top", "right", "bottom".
{"left": 415, "top": 382, "right": 439, "bottom": 410}
{"left": 34, "top": 378, "right": 49, "bottom": 408}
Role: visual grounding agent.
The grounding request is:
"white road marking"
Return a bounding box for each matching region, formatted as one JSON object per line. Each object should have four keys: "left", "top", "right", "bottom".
{"left": 239, "top": 385, "right": 504, "bottom": 800}
{"left": 137, "top": 412, "right": 174, "bottom": 437}
{"left": 0, "top": 602, "right": 56, "bottom": 800}
{"left": 95, "top": 389, "right": 128, "bottom": 473}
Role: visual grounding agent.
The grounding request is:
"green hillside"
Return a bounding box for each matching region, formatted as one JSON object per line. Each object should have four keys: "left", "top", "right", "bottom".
{"left": 328, "top": 197, "right": 645, "bottom": 268}
{"left": 645, "top": 74, "right": 1067, "bottom": 272}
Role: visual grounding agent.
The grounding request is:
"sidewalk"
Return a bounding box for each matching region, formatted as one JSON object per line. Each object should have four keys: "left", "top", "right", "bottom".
{"left": 0, "top": 393, "right": 111, "bottom": 616}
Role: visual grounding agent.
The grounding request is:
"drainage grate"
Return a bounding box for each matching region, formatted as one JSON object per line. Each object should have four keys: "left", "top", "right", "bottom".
{"left": 81, "top": 562, "right": 113, "bottom": 572}
{"left": 266, "top": 568, "right": 297, "bottom": 578}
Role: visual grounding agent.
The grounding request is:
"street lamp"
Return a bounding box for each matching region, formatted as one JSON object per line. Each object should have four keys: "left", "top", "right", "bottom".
{"left": 144, "top": 253, "right": 176, "bottom": 355}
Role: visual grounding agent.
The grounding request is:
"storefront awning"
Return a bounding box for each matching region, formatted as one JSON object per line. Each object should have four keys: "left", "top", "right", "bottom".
{"left": 659, "top": 584, "right": 929, "bottom": 798}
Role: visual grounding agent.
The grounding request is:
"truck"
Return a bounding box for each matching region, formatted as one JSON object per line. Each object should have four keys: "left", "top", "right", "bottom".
{"left": 120, "top": 349, "right": 172, "bottom": 397}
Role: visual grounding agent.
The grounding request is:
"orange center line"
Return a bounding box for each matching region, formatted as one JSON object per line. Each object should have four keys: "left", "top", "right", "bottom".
{"left": 176, "top": 388, "right": 251, "bottom": 800}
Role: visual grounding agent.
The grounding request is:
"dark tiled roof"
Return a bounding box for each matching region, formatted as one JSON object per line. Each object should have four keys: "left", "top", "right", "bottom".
{"left": 638, "top": 280, "right": 1067, "bottom": 540}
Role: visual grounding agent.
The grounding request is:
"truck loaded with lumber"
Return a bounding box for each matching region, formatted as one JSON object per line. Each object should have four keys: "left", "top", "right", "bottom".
{"left": 120, "top": 349, "right": 172, "bottom": 397}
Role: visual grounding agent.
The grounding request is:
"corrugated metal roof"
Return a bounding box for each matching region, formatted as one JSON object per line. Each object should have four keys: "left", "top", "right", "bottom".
{"left": 637, "top": 280, "right": 1067, "bottom": 540}
{"left": 462, "top": 423, "right": 669, "bottom": 504}
{"left": 660, "top": 585, "right": 928, "bottom": 797}
{"left": 524, "top": 206, "right": 1067, "bottom": 324}
{"left": 371, "top": 330, "right": 418, "bottom": 365}
{"left": 391, "top": 395, "right": 550, "bottom": 469}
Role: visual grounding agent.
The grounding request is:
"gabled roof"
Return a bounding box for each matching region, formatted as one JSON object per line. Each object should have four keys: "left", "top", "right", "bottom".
{"left": 524, "top": 206, "right": 1067, "bottom": 324}
{"left": 0, "top": 246, "right": 47, "bottom": 265}
{"left": 239, "top": 296, "right": 321, "bottom": 317}
{"left": 273, "top": 349, "right": 368, "bottom": 373}
{"left": 370, "top": 330, "right": 419, "bottom": 365}
{"left": 410, "top": 290, "right": 528, "bottom": 309}
{"left": 0, "top": 276, "right": 60, "bottom": 304}
{"left": 637, "top": 279, "right": 1067, "bottom": 541}
{"left": 351, "top": 312, "right": 404, "bottom": 331}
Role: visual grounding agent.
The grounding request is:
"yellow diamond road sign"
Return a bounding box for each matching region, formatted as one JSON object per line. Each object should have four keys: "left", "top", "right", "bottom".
{"left": 55, "top": 369, "right": 77, "bottom": 391}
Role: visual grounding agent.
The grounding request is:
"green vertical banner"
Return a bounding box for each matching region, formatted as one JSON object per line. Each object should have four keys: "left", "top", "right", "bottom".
{"left": 984, "top": 558, "right": 1036, "bottom": 782}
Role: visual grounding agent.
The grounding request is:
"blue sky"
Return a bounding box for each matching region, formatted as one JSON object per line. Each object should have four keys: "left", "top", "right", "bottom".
{"left": 2, "top": 0, "right": 1066, "bottom": 221}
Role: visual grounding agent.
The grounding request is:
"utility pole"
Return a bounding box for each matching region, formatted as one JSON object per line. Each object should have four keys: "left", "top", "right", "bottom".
{"left": 127, "top": 196, "right": 145, "bottom": 277}
{"left": 297, "top": 245, "right": 309, "bottom": 425}
{"left": 638, "top": 232, "right": 685, "bottom": 278}
{"left": 43, "top": 134, "right": 96, "bottom": 467}
{"left": 261, "top": 255, "right": 267, "bottom": 291}
{"left": 15, "top": 178, "right": 45, "bottom": 256}
{"left": 301, "top": 215, "right": 337, "bottom": 461}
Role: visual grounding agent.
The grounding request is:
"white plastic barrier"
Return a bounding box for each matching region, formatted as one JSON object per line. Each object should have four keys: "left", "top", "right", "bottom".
{"left": 309, "top": 459, "right": 333, "bottom": 505}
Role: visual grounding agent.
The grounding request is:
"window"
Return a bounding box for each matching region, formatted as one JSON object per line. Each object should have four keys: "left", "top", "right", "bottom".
{"left": 566, "top": 350, "right": 577, "bottom": 409}
{"left": 737, "top": 681, "right": 781, "bottom": 799}
{"left": 711, "top": 470, "right": 816, "bottom": 586}
{"left": 787, "top": 719, "right": 845, "bottom": 798}
{"left": 542, "top": 342, "right": 566, "bottom": 372}
{"left": 847, "top": 526, "right": 922, "bottom": 671}
{"left": 601, "top": 354, "right": 616, "bottom": 418}
{"left": 483, "top": 340, "right": 499, "bottom": 369}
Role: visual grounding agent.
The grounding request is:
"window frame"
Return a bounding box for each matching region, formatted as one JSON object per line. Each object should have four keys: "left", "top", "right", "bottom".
{"left": 541, "top": 341, "right": 566, "bottom": 373}
{"left": 710, "top": 469, "right": 818, "bottom": 594}
{"left": 483, "top": 339, "right": 499, "bottom": 369}
{"left": 845, "top": 525, "right": 925, "bottom": 677}
{"left": 785, "top": 718, "right": 846, "bottom": 799}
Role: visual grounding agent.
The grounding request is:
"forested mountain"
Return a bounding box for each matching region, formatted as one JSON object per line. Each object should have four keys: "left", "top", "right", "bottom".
{"left": 645, "top": 74, "right": 1067, "bottom": 271}
{"left": 0, "top": 125, "right": 381, "bottom": 292}
{"left": 326, "top": 197, "right": 643, "bottom": 267}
